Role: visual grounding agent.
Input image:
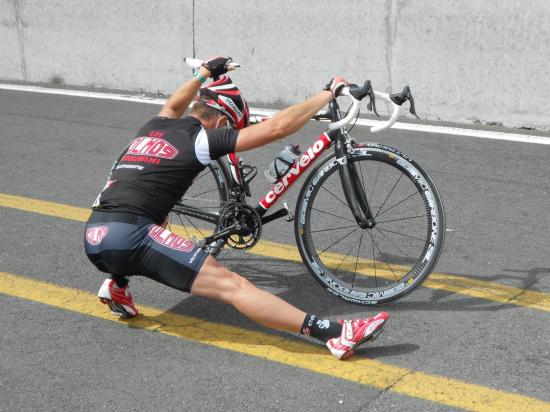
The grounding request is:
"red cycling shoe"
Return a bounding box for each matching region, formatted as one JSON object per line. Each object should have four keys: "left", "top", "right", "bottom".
{"left": 326, "top": 312, "right": 389, "bottom": 360}
{"left": 97, "top": 279, "right": 139, "bottom": 318}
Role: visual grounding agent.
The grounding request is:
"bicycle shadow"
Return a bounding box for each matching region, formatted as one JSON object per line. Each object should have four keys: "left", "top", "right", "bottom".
{"left": 392, "top": 265, "right": 550, "bottom": 312}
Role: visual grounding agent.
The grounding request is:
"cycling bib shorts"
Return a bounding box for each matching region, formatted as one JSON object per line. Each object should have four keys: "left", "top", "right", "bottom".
{"left": 84, "top": 211, "right": 208, "bottom": 292}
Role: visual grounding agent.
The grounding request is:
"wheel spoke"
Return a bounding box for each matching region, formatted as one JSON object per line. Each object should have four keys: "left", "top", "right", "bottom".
{"left": 333, "top": 244, "right": 356, "bottom": 274}
{"left": 375, "top": 173, "right": 403, "bottom": 218}
{"left": 376, "top": 226, "right": 427, "bottom": 242}
{"left": 320, "top": 185, "right": 349, "bottom": 208}
{"left": 376, "top": 191, "right": 420, "bottom": 218}
{"left": 368, "top": 230, "right": 401, "bottom": 282}
{"left": 309, "top": 224, "right": 358, "bottom": 234}
{"left": 174, "top": 213, "right": 194, "bottom": 239}
{"left": 370, "top": 162, "right": 381, "bottom": 201}
{"left": 374, "top": 227, "right": 416, "bottom": 263}
{"left": 376, "top": 214, "right": 426, "bottom": 224}
{"left": 183, "top": 214, "right": 206, "bottom": 238}
{"left": 310, "top": 207, "right": 356, "bottom": 223}
{"left": 315, "top": 227, "right": 360, "bottom": 258}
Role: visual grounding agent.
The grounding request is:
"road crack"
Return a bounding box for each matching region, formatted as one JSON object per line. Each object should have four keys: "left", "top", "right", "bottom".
{"left": 493, "top": 278, "right": 540, "bottom": 312}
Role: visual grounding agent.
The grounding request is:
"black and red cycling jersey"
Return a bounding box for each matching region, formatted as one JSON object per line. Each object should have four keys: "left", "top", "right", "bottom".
{"left": 92, "top": 116, "right": 238, "bottom": 224}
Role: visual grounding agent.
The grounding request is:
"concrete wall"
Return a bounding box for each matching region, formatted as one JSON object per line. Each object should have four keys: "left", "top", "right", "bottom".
{"left": 1, "top": 0, "right": 549, "bottom": 129}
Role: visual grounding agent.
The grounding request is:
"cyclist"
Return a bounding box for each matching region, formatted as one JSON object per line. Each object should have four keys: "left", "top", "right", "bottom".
{"left": 84, "top": 56, "right": 389, "bottom": 360}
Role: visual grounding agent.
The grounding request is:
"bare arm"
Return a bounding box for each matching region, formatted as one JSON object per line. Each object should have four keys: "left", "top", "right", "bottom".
{"left": 235, "top": 90, "right": 333, "bottom": 152}
{"left": 158, "top": 66, "right": 212, "bottom": 119}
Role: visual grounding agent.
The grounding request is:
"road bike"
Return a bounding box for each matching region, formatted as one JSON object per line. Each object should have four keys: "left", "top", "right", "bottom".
{"left": 169, "top": 59, "right": 446, "bottom": 305}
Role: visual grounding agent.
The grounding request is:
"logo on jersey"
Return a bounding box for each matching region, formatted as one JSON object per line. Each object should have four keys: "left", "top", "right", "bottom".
{"left": 148, "top": 225, "right": 194, "bottom": 252}
{"left": 86, "top": 226, "right": 108, "bottom": 246}
{"left": 126, "top": 137, "right": 178, "bottom": 159}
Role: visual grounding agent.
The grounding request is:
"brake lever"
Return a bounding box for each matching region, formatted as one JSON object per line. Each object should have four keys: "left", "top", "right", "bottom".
{"left": 390, "top": 86, "right": 420, "bottom": 119}
{"left": 349, "top": 80, "right": 379, "bottom": 117}
{"left": 366, "top": 85, "right": 379, "bottom": 117}
{"left": 407, "top": 90, "right": 419, "bottom": 119}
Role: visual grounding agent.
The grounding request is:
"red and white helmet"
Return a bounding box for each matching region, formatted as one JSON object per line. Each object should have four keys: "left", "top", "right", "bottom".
{"left": 198, "top": 76, "right": 250, "bottom": 129}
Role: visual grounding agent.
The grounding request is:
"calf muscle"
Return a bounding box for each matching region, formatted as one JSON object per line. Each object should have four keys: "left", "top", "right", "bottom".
{"left": 191, "top": 256, "right": 305, "bottom": 332}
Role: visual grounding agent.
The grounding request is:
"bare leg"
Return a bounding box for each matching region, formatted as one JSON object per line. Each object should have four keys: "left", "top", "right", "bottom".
{"left": 190, "top": 256, "right": 306, "bottom": 332}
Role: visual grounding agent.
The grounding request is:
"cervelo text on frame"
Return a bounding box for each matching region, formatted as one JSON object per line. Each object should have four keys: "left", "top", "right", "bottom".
{"left": 259, "top": 133, "right": 331, "bottom": 210}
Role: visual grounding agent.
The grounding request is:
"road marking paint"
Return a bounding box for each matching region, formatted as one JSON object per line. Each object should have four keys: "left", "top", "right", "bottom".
{"left": 0, "top": 83, "right": 169, "bottom": 105}
{"left": 1, "top": 192, "right": 549, "bottom": 313}
{"left": 0, "top": 193, "right": 90, "bottom": 221}
{"left": 1, "top": 271, "right": 549, "bottom": 411}
{"left": 1, "top": 83, "right": 549, "bottom": 145}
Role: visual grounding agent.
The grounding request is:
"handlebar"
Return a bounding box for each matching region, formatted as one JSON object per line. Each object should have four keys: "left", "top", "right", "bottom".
{"left": 183, "top": 58, "right": 417, "bottom": 133}
{"left": 369, "top": 91, "right": 401, "bottom": 133}
{"left": 327, "top": 87, "right": 360, "bottom": 131}
{"left": 326, "top": 84, "right": 418, "bottom": 133}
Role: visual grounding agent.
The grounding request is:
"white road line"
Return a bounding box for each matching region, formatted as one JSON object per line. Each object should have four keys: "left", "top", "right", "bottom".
{"left": 1, "top": 83, "right": 549, "bottom": 145}
{"left": 0, "top": 83, "right": 169, "bottom": 105}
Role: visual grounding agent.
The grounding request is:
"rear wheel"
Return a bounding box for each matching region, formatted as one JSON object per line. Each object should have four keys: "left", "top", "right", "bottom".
{"left": 295, "top": 143, "right": 445, "bottom": 304}
{"left": 168, "top": 160, "right": 230, "bottom": 257}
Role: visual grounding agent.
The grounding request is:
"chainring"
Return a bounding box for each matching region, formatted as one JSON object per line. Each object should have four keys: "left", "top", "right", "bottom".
{"left": 218, "top": 202, "right": 262, "bottom": 250}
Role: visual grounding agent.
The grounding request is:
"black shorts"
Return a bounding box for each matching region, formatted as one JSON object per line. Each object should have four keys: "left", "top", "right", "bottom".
{"left": 84, "top": 211, "right": 208, "bottom": 292}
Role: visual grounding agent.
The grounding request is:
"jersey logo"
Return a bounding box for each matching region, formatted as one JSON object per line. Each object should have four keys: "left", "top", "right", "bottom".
{"left": 148, "top": 225, "right": 194, "bottom": 252}
{"left": 86, "top": 226, "right": 108, "bottom": 246}
{"left": 127, "top": 136, "right": 178, "bottom": 159}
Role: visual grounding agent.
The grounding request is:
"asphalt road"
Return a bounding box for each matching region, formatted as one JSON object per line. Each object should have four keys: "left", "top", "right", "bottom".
{"left": 1, "top": 88, "right": 549, "bottom": 411}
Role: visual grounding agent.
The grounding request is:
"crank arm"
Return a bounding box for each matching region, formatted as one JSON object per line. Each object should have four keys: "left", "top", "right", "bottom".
{"left": 202, "top": 222, "right": 253, "bottom": 245}
{"left": 261, "top": 208, "right": 289, "bottom": 225}
{"left": 202, "top": 224, "right": 239, "bottom": 245}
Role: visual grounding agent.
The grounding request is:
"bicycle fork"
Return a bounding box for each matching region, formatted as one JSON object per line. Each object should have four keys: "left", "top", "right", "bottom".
{"left": 335, "top": 141, "right": 376, "bottom": 229}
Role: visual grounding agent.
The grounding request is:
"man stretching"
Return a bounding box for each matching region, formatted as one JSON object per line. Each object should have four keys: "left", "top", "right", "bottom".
{"left": 84, "top": 57, "right": 389, "bottom": 360}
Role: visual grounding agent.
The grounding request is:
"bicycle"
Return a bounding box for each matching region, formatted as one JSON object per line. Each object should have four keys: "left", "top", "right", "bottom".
{"left": 169, "top": 58, "right": 446, "bottom": 305}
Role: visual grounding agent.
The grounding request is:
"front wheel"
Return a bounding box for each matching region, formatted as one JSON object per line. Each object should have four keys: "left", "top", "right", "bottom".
{"left": 295, "top": 143, "right": 445, "bottom": 305}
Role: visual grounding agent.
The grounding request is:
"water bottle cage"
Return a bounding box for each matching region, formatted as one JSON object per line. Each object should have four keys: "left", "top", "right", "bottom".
{"left": 273, "top": 157, "right": 295, "bottom": 181}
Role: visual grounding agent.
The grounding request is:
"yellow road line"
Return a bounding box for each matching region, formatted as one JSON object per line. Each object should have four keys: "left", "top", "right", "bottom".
{"left": 1, "top": 271, "right": 549, "bottom": 411}
{"left": 1, "top": 192, "right": 549, "bottom": 312}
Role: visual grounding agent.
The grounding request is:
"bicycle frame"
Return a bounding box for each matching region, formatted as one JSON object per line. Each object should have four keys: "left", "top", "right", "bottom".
{"left": 256, "top": 99, "right": 374, "bottom": 228}
{"left": 176, "top": 97, "right": 376, "bottom": 246}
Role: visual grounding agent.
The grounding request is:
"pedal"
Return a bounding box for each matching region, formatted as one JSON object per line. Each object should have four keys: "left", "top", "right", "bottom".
{"left": 283, "top": 202, "right": 294, "bottom": 222}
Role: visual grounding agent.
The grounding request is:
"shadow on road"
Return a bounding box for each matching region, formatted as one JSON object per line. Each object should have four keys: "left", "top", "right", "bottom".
{"left": 138, "top": 253, "right": 550, "bottom": 359}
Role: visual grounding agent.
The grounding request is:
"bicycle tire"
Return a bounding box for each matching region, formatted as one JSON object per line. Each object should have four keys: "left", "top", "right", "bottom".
{"left": 168, "top": 160, "right": 230, "bottom": 257}
{"left": 295, "top": 143, "right": 445, "bottom": 304}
